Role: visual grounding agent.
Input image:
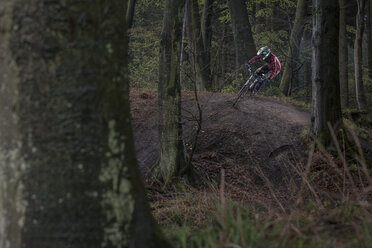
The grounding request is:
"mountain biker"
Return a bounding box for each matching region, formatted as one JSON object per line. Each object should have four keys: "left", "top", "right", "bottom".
{"left": 245, "top": 46, "right": 281, "bottom": 91}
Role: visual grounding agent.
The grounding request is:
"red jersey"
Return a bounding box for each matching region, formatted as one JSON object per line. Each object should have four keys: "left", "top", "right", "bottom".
{"left": 248, "top": 53, "right": 281, "bottom": 79}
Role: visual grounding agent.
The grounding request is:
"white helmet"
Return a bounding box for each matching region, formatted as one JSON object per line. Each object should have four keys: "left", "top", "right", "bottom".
{"left": 257, "top": 46, "right": 271, "bottom": 60}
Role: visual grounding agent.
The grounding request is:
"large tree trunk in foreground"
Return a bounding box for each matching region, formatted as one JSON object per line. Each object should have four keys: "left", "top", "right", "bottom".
{"left": 280, "top": 0, "right": 309, "bottom": 96}
{"left": 339, "top": 0, "right": 349, "bottom": 109}
{"left": 0, "top": 0, "right": 168, "bottom": 247}
{"left": 311, "top": 0, "right": 342, "bottom": 146}
{"left": 187, "top": 0, "right": 213, "bottom": 91}
{"left": 158, "top": 0, "right": 190, "bottom": 185}
{"left": 354, "top": 0, "right": 367, "bottom": 110}
{"left": 0, "top": 1, "right": 24, "bottom": 246}
{"left": 228, "top": 0, "right": 256, "bottom": 79}
{"left": 369, "top": 0, "right": 372, "bottom": 80}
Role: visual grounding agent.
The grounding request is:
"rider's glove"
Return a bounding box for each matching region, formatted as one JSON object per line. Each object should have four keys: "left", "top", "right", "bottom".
{"left": 245, "top": 63, "right": 251, "bottom": 71}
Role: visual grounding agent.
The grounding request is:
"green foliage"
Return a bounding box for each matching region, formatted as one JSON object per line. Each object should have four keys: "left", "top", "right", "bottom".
{"left": 187, "top": 203, "right": 262, "bottom": 248}
{"left": 262, "top": 85, "right": 285, "bottom": 97}
{"left": 134, "top": 0, "right": 163, "bottom": 26}
{"left": 254, "top": 0, "right": 296, "bottom": 9}
{"left": 255, "top": 7, "right": 273, "bottom": 18}
{"left": 301, "top": 126, "right": 311, "bottom": 138}
{"left": 217, "top": 3, "right": 230, "bottom": 23}
{"left": 220, "top": 80, "right": 239, "bottom": 94}
{"left": 253, "top": 30, "right": 289, "bottom": 63}
{"left": 343, "top": 116, "right": 372, "bottom": 141}
{"left": 261, "top": 86, "right": 312, "bottom": 110}
{"left": 346, "top": 25, "right": 357, "bottom": 35}
{"left": 165, "top": 201, "right": 372, "bottom": 248}
{"left": 129, "top": 8, "right": 162, "bottom": 89}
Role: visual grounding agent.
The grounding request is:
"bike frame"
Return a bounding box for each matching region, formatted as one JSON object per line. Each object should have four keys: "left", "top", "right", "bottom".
{"left": 232, "top": 68, "right": 267, "bottom": 107}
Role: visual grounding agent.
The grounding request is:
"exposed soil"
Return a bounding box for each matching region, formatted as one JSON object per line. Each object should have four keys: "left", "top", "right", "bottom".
{"left": 130, "top": 89, "right": 311, "bottom": 207}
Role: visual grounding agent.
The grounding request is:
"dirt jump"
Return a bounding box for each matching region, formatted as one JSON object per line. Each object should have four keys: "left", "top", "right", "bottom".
{"left": 130, "top": 89, "right": 311, "bottom": 206}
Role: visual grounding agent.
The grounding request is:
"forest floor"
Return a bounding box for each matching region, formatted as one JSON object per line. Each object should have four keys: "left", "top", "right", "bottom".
{"left": 130, "top": 88, "right": 310, "bottom": 207}
{"left": 130, "top": 88, "right": 371, "bottom": 247}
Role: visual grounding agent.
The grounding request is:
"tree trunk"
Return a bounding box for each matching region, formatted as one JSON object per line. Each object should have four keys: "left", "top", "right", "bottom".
{"left": 369, "top": 0, "right": 372, "bottom": 80}
{"left": 280, "top": 0, "right": 309, "bottom": 95}
{"left": 301, "top": 29, "right": 312, "bottom": 94}
{"left": 0, "top": 1, "right": 24, "bottom": 247}
{"left": 202, "top": 0, "right": 213, "bottom": 76}
{"left": 0, "top": 0, "right": 169, "bottom": 247}
{"left": 339, "top": 0, "right": 349, "bottom": 108}
{"left": 228, "top": 0, "right": 256, "bottom": 79}
{"left": 187, "top": 0, "right": 213, "bottom": 91}
{"left": 254, "top": 3, "right": 264, "bottom": 33}
{"left": 158, "top": 0, "right": 190, "bottom": 184}
{"left": 354, "top": 0, "right": 367, "bottom": 110}
{"left": 311, "top": 0, "right": 342, "bottom": 146}
{"left": 127, "top": 0, "right": 137, "bottom": 28}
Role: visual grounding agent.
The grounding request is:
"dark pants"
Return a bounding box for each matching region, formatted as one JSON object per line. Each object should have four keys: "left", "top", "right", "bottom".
{"left": 253, "top": 65, "right": 271, "bottom": 92}
{"left": 256, "top": 64, "right": 272, "bottom": 77}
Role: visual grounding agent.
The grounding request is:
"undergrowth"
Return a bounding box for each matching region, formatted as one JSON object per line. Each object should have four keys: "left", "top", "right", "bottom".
{"left": 149, "top": 124, "right": 372, "bottom": 248}
{"left": 261, "top": 86, "right": 312, "bottom": 111}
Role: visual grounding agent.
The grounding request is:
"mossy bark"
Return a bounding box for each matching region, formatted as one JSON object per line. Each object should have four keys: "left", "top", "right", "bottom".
{"left": 311, "top": 0, "right": 342, "bottom": 147}
{"left": 158, "top": 0, "right": 190, "bottom": 185}
{"left": 280, "top": 0, "right": 309, "bottom": 96}
{"left": 1, "top": 0, "right": 169, "bottom": 247}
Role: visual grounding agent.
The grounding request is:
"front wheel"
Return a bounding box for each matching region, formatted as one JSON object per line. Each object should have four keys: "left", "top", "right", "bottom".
{"left": 233, "top": 81, "right": 250, "bottom": 107}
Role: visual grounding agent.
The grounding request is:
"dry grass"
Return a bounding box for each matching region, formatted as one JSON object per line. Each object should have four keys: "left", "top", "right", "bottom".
{"left": 145, "top": 122, "right": 372, "bottom": 247}
{"left": 149, "top": 188, "right": 220, "bottom": 228}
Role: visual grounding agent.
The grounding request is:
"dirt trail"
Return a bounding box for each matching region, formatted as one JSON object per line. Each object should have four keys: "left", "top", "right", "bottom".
{"left": 130, "top": 89, "right": 311, "bottom": 203}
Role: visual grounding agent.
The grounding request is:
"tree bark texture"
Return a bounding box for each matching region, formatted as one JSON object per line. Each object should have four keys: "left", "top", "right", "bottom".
{"left": 280, "top": 0, "right": 309, "bottom": 96}
{"left": 354, "top": 0, "right": 367, "bottom": 110}
{"left": 339, "top": 0, "right": 349, "bottom": 109}
{"left": 158, "top": 0, "right": 189, "bottom": 184}
{"left": 300, "top": 29, "right": 312, "bottom": 93}
{"left": 228, "top": 0, "right": 256, "bottom": 78}
{"left": 0, "top": 1, "right": 24, "bottom": 247}
{"left": 369, "top": 0, "right": 372, "bottom": 79}
{"left": 187, "top": 0, "right": 213, "bottom": 91}
{"left": 0, "top": 0, "right": 168, "bottom": 247}
{"left": 311, "top": 0, "right": 342, "bottom": 146}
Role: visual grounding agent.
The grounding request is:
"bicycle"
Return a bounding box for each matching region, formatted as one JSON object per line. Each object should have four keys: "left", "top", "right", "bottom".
{"left": 232, "top": 66, "right": 267, "bottom": 107}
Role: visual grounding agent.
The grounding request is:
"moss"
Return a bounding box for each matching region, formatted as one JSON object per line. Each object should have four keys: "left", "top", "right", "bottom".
{"left": 100, "top": 120, "right": 135, "bottom": 248}
{"left": 262, "top": 85, "right": 285, "bottom": 97}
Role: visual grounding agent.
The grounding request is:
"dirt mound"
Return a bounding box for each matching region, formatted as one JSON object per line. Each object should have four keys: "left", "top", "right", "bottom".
{"left": 130, "top": 89, "right": 311, "bottom": 204}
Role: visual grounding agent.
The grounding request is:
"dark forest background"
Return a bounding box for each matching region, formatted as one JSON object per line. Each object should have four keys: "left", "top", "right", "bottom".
{"left": 0, "top": 0, "right": 371, "bottom": 247}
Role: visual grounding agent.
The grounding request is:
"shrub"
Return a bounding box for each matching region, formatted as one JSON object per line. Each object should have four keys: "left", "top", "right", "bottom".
{"left": 262, "top": 85, "right": 285, "bottom": 97}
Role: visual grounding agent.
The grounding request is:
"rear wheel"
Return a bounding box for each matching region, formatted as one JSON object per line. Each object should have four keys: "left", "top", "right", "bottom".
{"left": 250, "top": 81, "right": 263, "bottom": 96}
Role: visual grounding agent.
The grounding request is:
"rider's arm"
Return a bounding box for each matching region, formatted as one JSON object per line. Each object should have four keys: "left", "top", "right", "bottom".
{"left": 248, "top": 55, "right": 261, "bottom": 65}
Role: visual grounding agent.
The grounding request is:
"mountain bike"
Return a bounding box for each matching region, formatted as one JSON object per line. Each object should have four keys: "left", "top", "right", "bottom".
{"left": 232, "top": 67, "right": 267, "bottom": 107}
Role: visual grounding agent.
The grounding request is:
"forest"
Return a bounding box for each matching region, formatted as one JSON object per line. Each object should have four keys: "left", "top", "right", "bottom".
{"left": 0, "top": 0, "right": 371, "bottom": 247}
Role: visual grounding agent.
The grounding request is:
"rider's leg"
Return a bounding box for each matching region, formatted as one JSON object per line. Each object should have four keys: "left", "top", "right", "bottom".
{"left": 255, "top": 64, "right": 270, "bottom": 75}
{"left": 256, "top": 69, "right": 273, "bottom": 92}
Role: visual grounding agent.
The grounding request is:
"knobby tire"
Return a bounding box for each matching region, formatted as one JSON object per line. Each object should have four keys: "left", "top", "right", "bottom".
{"left": 233, "top": 83, "right": 249, "bottom": 107}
